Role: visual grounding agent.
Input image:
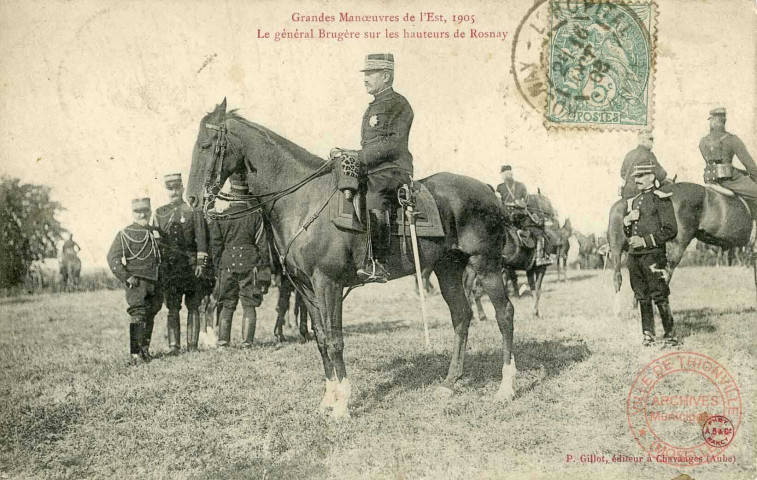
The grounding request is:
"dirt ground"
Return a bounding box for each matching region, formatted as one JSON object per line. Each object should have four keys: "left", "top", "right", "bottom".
{"left": 0, "top": 266, "right": 754, "bottom": 479}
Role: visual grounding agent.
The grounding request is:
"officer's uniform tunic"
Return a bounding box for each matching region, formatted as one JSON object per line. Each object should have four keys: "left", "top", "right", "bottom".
{"left": 699, "top": 130, "right": 757, "bottom": 201}
{"left": 623, "top": 188, "right": 678, "bottom": 303}
{"left": 620, "top": 146, "right": 668, "bottom": 199}
{"left": 209, "top": 203, "right": 270, "bottom": 311}
{"left": 106, "top": 223, "right": 163, "bottom": 319}
{"left": 359, "top": 87, "right": 414, "bottom": 211}
{"left": 153, "top": 201, "right": 205, "bottom": 310}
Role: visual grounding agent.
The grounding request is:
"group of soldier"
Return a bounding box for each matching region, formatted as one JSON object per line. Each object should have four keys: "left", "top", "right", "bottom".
{"left": 106, "top": 50, "right": 757, "bottom": 360}
{"left": 107, "top": 172, "right": 271, "bottom": 365}
{"left": 617, "top": 107, "right": 756, "bottom": 347}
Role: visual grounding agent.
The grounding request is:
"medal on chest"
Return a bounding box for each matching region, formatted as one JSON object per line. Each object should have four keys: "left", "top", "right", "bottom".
{"left": 369, "top": 115, "right": 378, "bottom": 127}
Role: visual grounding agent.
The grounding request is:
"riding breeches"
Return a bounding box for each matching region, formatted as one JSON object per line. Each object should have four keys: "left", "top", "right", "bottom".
{"left": 719, "top": 171, "right": 757, "bottom": 200}
{"left": 163, "top": 274, "right": 203, "bottom": 311}
{"left": 218, "top": 269, "right": 263, "bottom": 311}
{"left": 628, "top": 251, "right": 670, "bottom": 303}
{"left": 125, "top": 279, "right": 163, "bottom": 319}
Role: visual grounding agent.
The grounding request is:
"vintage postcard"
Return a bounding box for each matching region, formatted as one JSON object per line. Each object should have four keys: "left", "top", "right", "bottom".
{"left": 0, "top": 0, "right": 755, "bottom": 479}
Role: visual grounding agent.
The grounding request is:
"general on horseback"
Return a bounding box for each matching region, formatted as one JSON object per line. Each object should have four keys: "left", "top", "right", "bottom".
{"left": 186, "top": 53, "right": 519, "bottom": 418}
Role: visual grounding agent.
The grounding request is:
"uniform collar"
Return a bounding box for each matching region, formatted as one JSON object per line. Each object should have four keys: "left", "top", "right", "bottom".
{"left": 371, "top": 87, "right": 394, "bottom": 102}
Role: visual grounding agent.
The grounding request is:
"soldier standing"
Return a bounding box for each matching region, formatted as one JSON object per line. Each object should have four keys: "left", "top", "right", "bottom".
{"left": 623, "top": 162, "right": 679, "bottom": 347}
{"left": 107, "top": 198, "right": 162, "bottom": 365}
{"left": 61, "top": 233, "right": 81, "bottom": 257}
{"left": 699, "top": 107, "right": 757, "bottom": 221}
{"left": 153, "top": 173, "right": 208, "bottom": 354}
{"left": 209, "top": 173, "right": 271, "bottom": 348}
{"left": 620, "top": 131, "right": 669, "bottom": 199}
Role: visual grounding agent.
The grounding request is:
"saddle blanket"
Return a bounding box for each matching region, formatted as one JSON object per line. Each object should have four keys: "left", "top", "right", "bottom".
{"left": 330, "top": 181, "right": 445, "bottom": 237}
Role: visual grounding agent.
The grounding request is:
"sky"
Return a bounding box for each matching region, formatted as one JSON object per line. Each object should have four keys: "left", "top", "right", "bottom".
{"left": 0, "top": 0, "right": 755, "bottom": 267}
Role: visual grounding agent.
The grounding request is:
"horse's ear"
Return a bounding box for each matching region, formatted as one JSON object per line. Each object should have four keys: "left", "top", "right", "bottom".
{"left": 219, "top": 98, "right": 227, "bottom": 114}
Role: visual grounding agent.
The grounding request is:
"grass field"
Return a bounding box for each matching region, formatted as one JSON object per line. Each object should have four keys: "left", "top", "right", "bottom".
{"left": 0, "top": 266, "right": 755, "bottom": 479}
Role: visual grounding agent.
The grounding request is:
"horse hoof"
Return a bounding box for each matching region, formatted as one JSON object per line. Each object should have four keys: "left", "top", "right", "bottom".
{"left": 434, "top": 385, "right": 455, "bottom": 399}
{"left": 330, "top": 406, "right": 351, "bottom": 420}
{"left": 275, "top": 334, "right": 287, "bottom": 343}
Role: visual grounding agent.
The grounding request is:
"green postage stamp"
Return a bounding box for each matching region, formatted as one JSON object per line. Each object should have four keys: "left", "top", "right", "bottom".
{"left": 546, "top": 1, "right": 657, "bottom": 129}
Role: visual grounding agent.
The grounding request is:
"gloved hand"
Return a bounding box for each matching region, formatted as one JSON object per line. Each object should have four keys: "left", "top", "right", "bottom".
{"left": 126, "top": 276, "right": 140, "bottom": 288}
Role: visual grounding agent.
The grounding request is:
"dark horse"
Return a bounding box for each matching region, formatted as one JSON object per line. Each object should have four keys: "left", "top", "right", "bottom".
{"left": 544, "top": 218, "right": 572, "bottom": 281}
{"left": 608, "top": 182, "right": 756, "bottom": 315}
{"left": 500, "top": 226, "right": 549, "bottom": 317}
{"left": 187, "top": 100, "right": 516, "bottom": 418}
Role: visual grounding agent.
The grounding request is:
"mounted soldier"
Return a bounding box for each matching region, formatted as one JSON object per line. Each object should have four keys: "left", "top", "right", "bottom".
{"left": 152, "top": 173, "right": 210, "bottom": 354}
{"left": 496, "top": 165, "right": 551, "bottom": 266}
{"left": 699, "top": 107, "right": 757, "bottom": 222}
{"left": 107, "top": 198, "right": 163, "bottom": 365}
{"left": 208, "top": 173, "right": 271, "bottom": 348}
{"left": 331, "top": 53, "right": 414, "bottom": 283}
{"left": 620, "top": 130, "right": 670, "bottom": 199}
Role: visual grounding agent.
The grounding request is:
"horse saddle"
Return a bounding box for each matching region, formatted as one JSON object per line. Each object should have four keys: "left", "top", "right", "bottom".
{"left": 515, "top": 228, "right": 536, "bottom": 249}
{"left": 330, "top": 181, "right": 445, "bottom": 237}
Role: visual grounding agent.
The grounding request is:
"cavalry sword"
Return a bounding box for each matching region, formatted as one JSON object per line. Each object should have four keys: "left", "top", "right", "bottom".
{"left": 406, "top": 204, "right": 431, "bottom": 349}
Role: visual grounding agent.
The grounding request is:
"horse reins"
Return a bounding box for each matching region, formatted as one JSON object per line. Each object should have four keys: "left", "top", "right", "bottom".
{"left": 201, "top": 118, "right": 338, "bottom": 312}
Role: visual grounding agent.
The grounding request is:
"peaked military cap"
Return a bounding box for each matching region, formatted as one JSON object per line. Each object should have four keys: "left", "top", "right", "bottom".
{"left": 631, "top": 162, "right": 656, "bottom": 177}
{"left": 164, "top": 173, "right": 183, "bottom": 186}
{"left": 708, "top": 107, "right": 726, "bottom": 119}
{"left": 501, "top": 165, "right": 512, "bottom": 172}
{"left": 131, "top": 197, "right": 151, "bottom": 211}
{"left": 360, "top": 53, "right": 394, "bottom": 72}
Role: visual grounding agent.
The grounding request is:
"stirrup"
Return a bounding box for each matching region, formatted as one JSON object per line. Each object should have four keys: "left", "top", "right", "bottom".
{"left": 357, "top": 259, "right": 388, "bottom": 283}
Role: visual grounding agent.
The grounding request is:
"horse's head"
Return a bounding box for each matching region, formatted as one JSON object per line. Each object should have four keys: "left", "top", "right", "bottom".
{"left": 187, "top": 98, "right": 246, "bottom": 209}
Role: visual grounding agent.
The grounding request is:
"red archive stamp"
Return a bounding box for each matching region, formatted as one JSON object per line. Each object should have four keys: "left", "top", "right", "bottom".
{"left": 626, "top": 351, "right": 742, "bottom": 467}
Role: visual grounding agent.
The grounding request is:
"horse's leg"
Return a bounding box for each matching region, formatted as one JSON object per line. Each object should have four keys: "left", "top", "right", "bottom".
{"left": 471, "top": 256, "right": 516, "bottom": 403}
{"left": 612, "top": 249, "right": 625, "bottom": 318}
{"left": 532, "top": 266, "right": 546, "bottom": 318}
{"left": 435, "top": 256, "right": 473, "bottom": 394}
{"left": 527, "top": 269, "right": 539, "bottom": 317}
{"left": 308, "top": 271, "right": 350, "bottom": 418}
{"left": 474, "top": 287, "right": 487, "bottom": 322}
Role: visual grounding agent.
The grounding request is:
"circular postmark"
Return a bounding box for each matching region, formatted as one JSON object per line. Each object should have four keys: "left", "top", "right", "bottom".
{"left": 626, "top": 352, "right": 742, "bottom": 467}
{"left": 510, "top": 0, "right": 550, "bottom": 113}
{"left": 702, "top": 415, "right": 735, "bottom": 449}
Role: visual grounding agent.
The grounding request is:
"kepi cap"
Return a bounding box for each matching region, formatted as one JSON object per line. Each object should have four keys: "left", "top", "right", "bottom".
{"left": 131, "top": 198, "right": 151, "bottom": 211}
{"left": 360, "top": 53, "right": 394, "bottom": 72}
{"left": 501, "top": 165, "right": 512, "bottom": 173}
{"left": 631, "top": 162, "right": 655, "bottom": 177}
{"left": 164, "top": 173, "right": 183, "bottom": 186}
{"left": 708, "top": 107, "right": 726, "bottom": 119}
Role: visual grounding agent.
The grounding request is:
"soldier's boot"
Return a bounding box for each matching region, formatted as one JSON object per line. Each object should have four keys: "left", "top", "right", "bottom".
{"left": 241, "top": 309, "right": 257, "bottom": 349}
{"left": 166, "top": 311, "right": 181, "bottom": 356}
{"left": 128, "top": 319, "right": 150, "bottom": 365}
{"left": 141, "top": 316, "right": 155, "bottom": 362}
{"left": 534, "top": 236, "right": 553, "bottom": 266}
{"left": 217, "top": 307, "right": 234, "bottom": 348}
{"left": 640, "top": 301, "right": 656, "bottom": 347}
{"left": 357, "top": 209, "right": 390, "bottom": 284}
{"left": 186, "top": 310, "right": 201, "bottom": 352}
{"left": 657, "top": 300, "right": 681, "bottom": 348}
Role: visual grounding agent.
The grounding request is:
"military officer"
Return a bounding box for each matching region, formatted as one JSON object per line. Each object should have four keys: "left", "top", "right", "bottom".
{"left": 209, "top": 173, "right": 271, "bottom": 348}
{"left": 106, "top": 198, "right": 162, "bottom": 365}
{"left": 152, "top": 173, "right": 209, "bottom": 354}
{"left": 497, "top": 166, "right": 551, "bottom": 266}
{"left": 623, "top": 161, "right": 679, "bottom": 347}
{"left": 496, "top": 165, "right": 528, "bottom": 213}
{"left": 334, "top": 53, "right": 414, "bottom": 283}
{"left": 699, "top": 107, "right": 757, "bottom": 221}
{"left": 619, "top": 131, "right": 669, "bottom": 199}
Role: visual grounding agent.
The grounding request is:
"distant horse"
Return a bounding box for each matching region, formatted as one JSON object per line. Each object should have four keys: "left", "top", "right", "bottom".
{"left": 574, "top": 231, "right": 599, "bottom": 270}
{"left": 608, "top": 182, "right": 756, "bottom": 313}
{"left": 500, "top": 224, "right": 550, "bottom": 317}
{"left": 187, "top": 100, "right": 517, "bottom": 417}
{"left": 545, "top": 218, "right": 572, "bottom": 281}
